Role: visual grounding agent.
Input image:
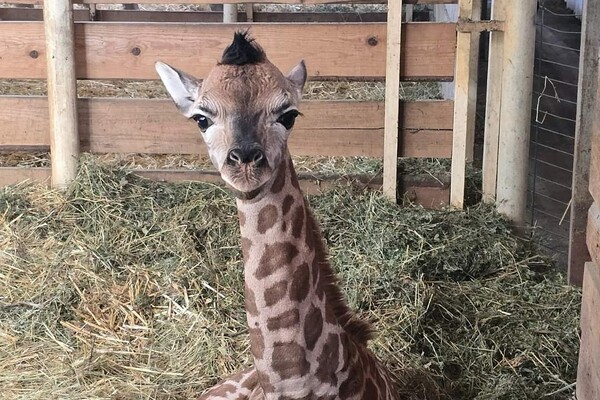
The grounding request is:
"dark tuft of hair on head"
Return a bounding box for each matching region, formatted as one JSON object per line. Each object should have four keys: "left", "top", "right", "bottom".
{"left": 220, "top": 31, "right": 266, "bottom": 66}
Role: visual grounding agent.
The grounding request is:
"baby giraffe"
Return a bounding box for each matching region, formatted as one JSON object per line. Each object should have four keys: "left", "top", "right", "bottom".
{"left": 156, "top": 32, "right": 401, "bottom": 400}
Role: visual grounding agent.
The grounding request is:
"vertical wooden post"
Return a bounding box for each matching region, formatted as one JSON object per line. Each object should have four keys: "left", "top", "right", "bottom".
{"left": 383, "top": 0, "right": 403, "bottom": 201}
{"left": 482, "top": 0, "right": 506, "bottom": 202}
{"left": 433, "top": 4, "right": 458, "bottom": 100}
{"left": 44, "top": 0, "right": 79, "bottom": 190}
{"left": 223, "top": 4, "right": 237, "bottom": 23}
{"left": 495, "top": 0, "right": 537, "bottom": 226}
{"left": 404, "top": 4, "right": 413, "bottom": 22}
{"left": 450, "top": 0, "right": 481, "bottom": 208}
{"left": 568, "top": 0, "right": 600, "bottom": 286}
{"left": 89, "top": 3, "right": 97, "bottom": 21}
{"left": 246, "top": 3, "right": 254, "bottom": 22}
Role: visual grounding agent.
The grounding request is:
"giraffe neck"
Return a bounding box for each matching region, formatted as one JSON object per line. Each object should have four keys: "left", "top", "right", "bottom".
{"left": 237, "top": 153, "right": 355, "bottom": 397}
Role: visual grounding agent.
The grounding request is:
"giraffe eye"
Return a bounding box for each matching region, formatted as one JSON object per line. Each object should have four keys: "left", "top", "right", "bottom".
{"left": 192, "top": 114, "right": 213, "bottom": 131}
{"left": 277, "top": 110, "right": 300, "bottom": 130}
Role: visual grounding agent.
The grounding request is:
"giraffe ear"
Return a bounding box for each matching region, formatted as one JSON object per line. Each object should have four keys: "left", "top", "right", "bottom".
{"left": 286, "top": 60, "right": 307, "bottom": 94}
{"left": 155, "top": 61, "right": 202, "bottom": 118}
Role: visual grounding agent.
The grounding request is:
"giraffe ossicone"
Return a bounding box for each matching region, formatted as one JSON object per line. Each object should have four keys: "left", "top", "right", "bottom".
{"left": 156, "top": 31, "right": 402, "bottom": 400}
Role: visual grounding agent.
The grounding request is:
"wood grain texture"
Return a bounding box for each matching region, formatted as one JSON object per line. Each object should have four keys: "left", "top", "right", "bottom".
{"left": 590, "top": 132, "right": 600, "bottom": 204}
{"left": 587, "top": 203, "right": 600, "bottom": 265}
{"left": 0, "top": 9, "right": 388, "bottom": 23}
{"left": 450, "top": 0, "right": 480, "bottom": 209}
{"left": 0, "top": 167, "right": 450, "bottom": 207}
{"left": 383, "top": 0, "right": 403, "bottom": 200}
{"left": 568, "top": 0, "right": 599, "bottom": 286}
{"left": 0, "top": 22, "right": 456, "bottom": 80}
{"left": 577, "top": 262, "right": 600, "bottom": 400}
{"left": 482, "top": 0, "right": 505, "bottom": 202}
{"left": 0, "top": 97, "right": 453, "bottom": 157}
{"left": 43, "top": 0, "right": 80, "bottom": 189}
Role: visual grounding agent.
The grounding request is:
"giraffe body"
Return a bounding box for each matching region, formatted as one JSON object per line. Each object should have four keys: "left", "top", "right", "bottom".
{"left": 156, "top": 32, "right": 401, "bottom": 400}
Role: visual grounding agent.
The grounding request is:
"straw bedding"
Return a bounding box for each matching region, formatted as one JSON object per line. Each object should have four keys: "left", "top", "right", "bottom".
{"left": 0, "top": 158, "right": 580, "bottom": 400}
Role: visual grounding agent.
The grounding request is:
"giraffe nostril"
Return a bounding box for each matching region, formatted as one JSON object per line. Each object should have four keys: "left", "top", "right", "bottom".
{"left": 227, "top": 149, "right": 243, "bottom": 166}
{"left": 227, "top": 148, "right": 265, "bottom": 166}
{"left": 251, "top": 149, "right": 265, "bottom": 166}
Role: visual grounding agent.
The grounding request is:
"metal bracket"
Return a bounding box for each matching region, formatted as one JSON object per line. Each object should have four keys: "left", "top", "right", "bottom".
{"left": 457, "top": 19, "right": 505, "bottom": 33}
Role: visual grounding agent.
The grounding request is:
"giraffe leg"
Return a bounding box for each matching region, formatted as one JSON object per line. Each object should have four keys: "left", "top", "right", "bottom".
{"left": 198, "top": 367, "right": 263, "bottom": 400}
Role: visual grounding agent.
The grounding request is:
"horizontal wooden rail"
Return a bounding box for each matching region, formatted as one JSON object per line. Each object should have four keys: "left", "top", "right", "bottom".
{"left": 0, "top": 167, "right": 450, "bottom": 208}
{"left": 0, "top": 22, "right": 456, "bottom": 80}
{"left": 0, "top": 9, "right": 388, "bottom": 23}
{"left": 0, "top": 97, "right": 453, "bottom": 158}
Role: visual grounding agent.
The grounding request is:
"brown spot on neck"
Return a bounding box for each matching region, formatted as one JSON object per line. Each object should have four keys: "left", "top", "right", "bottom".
{"left": 254, "top": 242, "right": 299, "bottom": 280}
{"left": 264, "top": 280, "right": 288, "bottom": 307}
{"left": 282, "top": 194, "right": 295, "bottom": 216}
{"left": 271, "top": 341, "right": 310, "bottom": 379}
{"left": 257, "top": 204, "right": 278, "bottom": 234}
{"left": 267, "top": 308, "right": 300, "bottom": 331}
{"left": 304, "top": 304, "right": 323, "bottom": 351}
{"left": 270, "top": 162, "right": 287, "bottom": 194}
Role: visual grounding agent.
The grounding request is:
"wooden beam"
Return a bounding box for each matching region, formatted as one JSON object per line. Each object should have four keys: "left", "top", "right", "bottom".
{"left": 569, "top": 0, "right": 600, "bottom": 286}
{"left": 456, "top": 19, "right": 504, "bottom": 33}
{"left": 450, "top": 0, "right": 481, "bottom": 208}
{"left": 383, "top": 0, "right": 403, "bottom": 201}
{"left": 591, "top": 135, "right": 600, "bottom": 204}
{"left": 482, "top": 0, "right": 506, "bottom": 202}
{"left": 0, "top": 22, "right": 456, "bottom": 80}
{"left": 0, "top": 97, "right": 454, "bottom": 158}
{"left": 0, "top": 8, "right": 389, "bottom": 23}
{"left": 495, "top": 0, "right": 537, "bottom": 227}
{"left": 577, "top": 262, "right": 600, "bottom": 400}
{"left": 0, "top": 167, "right": 450, "bottom": 208}
{"left": 43, "top": 0, "right": 79, "bottom": 189}
{"left": 587, "top": 203, "right": 600, "bottom": 265}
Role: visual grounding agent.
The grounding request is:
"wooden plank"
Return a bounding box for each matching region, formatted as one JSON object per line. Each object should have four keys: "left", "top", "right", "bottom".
{"left": 0, "top": 167, "right": 450, "bottom": 207}
{"left": 383, "top": 0, "right": 403, "bottom": 200}
{"left": 0, "top": 97, "right": 454, "bottom": 158}
{"left": 591, "top": 132, "right": 600, "bottom": 204}
{"left": 482, "top": 0, "right": 505, "bottom": 203}
{"left": 587, "top": 203, "right": 600, "bottom": 265}
{"left": 0, "top": 22, "right": 456, "bottom": 80}
{"left": 577, "top": 262, "right": 600, "bottom": 400}
{"left": 0, "top": 167, "right": 51, "bottom": 187}
{"left": 569, "top": 0, "right": 599, "bottom": 286}
{"left": 0, "top": 8, "right": 390, "bottom": 23}
{"left": 450, "top": 0, "right": 480, "bottom": 208}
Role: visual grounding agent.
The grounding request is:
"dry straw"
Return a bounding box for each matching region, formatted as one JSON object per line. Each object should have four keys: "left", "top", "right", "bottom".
{"left": 0, "top": 158, "right": 580, "bottom": 399}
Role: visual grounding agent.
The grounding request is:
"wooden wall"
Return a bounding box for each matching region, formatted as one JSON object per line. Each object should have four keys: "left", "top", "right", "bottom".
{"left": 577, "top": 78, "right": 600, "bottom": 400}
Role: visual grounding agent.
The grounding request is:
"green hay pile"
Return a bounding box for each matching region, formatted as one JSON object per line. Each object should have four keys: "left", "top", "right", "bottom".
{"left": 0, "top": 160, "right": 580, "bottom": 399}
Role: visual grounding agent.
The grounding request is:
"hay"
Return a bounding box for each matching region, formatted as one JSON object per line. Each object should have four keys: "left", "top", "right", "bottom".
{"left": 0, "top": 159, "right": 580, "bottom": 399}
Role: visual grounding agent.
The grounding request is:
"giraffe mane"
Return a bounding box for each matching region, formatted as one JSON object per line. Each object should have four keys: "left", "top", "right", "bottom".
{"left": 307, "top": 209, "right": 376, "bottom": 344}
{"left": 220, "top": 31, "right": 266, "bottom": 66}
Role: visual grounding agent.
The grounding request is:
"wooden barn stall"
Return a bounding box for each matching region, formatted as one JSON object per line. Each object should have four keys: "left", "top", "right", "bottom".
{"left": 0, "top": 0, "right": 465, "bottom": 209}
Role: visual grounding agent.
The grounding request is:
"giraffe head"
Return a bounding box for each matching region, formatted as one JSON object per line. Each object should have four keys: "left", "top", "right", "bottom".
{"left": 156, "top": 32, "right": 307, "bottom": 199}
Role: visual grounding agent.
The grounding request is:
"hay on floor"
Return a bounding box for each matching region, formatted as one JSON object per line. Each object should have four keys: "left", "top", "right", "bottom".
{"left": 0, "top": 159, "right": 580, "bottom": 399}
